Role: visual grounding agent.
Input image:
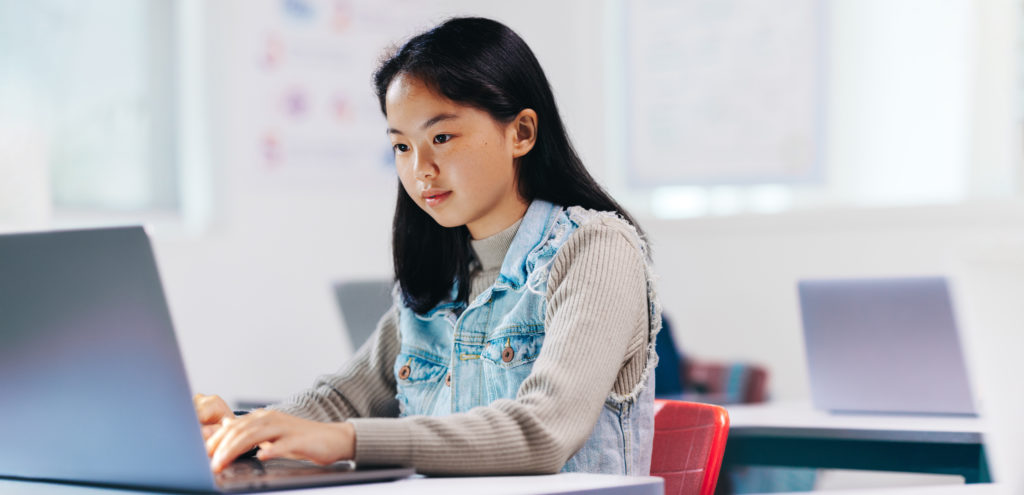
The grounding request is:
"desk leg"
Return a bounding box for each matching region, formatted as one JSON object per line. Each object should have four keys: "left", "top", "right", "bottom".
{"left": 968, "top": 447, "right": 991, "bottom": 484}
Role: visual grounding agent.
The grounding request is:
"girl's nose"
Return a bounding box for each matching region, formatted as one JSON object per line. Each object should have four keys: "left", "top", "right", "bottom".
{"left": 413, "top": 150, "right": 438, "bottom": 180}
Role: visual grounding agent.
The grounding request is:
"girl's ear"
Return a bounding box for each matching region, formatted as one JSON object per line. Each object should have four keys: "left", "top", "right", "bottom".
{"left": 511, "top": 109, "right": 538, "bottom": 158}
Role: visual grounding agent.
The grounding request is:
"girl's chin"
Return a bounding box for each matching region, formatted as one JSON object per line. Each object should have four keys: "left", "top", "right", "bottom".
{"left": 424, "top": 211, "right": 466, "bottom": 229}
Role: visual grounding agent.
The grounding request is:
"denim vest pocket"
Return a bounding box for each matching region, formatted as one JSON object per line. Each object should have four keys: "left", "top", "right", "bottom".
{"left": 479, "top": 328, "right": 545, "bottom": 401}
{"left": 394, "top": 351, "right": 448, "bottom": 417}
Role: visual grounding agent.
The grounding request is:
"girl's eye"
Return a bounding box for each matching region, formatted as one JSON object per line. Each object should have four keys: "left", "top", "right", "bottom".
{"left": 393, "top": 143, "right": 409, "bottom": 153}
{"left": 433, "top": 134, "right": 452, "bottom": 144}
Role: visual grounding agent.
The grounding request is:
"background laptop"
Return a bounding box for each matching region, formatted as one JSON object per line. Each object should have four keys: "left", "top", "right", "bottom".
{"left": 798, "top": 276, "right": 976, "bottom": 416}
{"left": 333, "top": 279, "right": 393, "bottom": 351}
{"left": 0, "top": 226, "right": 413, "bottom": 493}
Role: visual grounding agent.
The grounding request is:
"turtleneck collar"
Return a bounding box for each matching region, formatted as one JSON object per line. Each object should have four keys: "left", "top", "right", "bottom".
{"left": 470, "top": 217, "right": 523, "bottom": 272}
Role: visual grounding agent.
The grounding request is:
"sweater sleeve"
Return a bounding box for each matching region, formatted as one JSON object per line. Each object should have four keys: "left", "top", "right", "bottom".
{"left": 348, "top": 219, "right": 651, "bottom": 474}
{"left": 268, "top": 305, "right": 401, "bottom": 421}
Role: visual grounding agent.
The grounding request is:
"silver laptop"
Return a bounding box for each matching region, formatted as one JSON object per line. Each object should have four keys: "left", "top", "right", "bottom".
{"left": 0, "top": 226, "right": 414, "bottom": 493}
{"left": 798, "top": 277, "right": 976, "bottom": 415}
{"left": 333, "top": 279, "right": 393, "bottom": 351}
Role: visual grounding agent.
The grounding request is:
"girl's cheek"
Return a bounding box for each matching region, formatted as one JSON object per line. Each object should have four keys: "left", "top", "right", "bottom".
{"left": 395, "top": 161, "right": 413, "bottom": 181}
{"left": 395, "top": 169, "right": 414, "bottom": 193}
{"left": 399, "top": 174, "right": 416, "bottom": 193}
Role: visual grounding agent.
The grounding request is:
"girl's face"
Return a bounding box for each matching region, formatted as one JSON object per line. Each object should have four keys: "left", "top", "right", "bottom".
{"left": 385, "top": 74, "right": 536, "bottom": 239}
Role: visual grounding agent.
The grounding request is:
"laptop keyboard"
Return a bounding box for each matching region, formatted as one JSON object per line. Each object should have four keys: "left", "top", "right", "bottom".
{"left": 216, "top": 458, "right": 357, "bottom": 482}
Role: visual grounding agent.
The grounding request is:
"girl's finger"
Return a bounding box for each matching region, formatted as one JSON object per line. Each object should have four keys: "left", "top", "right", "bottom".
{"left": 201, "top": 424, "right": 220, "bottom": 441}
{"left": 211, "top": 419, "right": 284, "bottom": 472}
{"left": 255, "top": 441, "right": 278, "bottom": 461}
{"left": 205, "top": 414, "right": 243, "bottom": 457}
{"left": 255, "top": 441, "right": 275, "bottom": 460}
{"left": 208, "top": 416, "right": 249, "bottom": 463}
{"left": 205, "top": 416, "right": 235, "bottom": 456}
{"left": 195, "top": 396, "right": 230, "bottom": 424}
{"left": 255, "top": 435, "right": 305, "bottom": 463}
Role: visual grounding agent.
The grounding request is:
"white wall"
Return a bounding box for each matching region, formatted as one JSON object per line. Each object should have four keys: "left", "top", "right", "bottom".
{"left": 75, "top": 0, "right": 1024, "bottom": 406}
{"left": 647, "top": 200, "right": 1024, "bottom": 400}
{"left": 152, "top": 0, "right": 609, "bottom": 405}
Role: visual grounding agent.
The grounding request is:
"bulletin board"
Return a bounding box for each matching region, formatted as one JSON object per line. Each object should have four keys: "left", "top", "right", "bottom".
{"left": 623, "top": 0, "right": 825, "bottom": 186}
{"left": 235, "top": 0, "right": 438, "bottom": 189}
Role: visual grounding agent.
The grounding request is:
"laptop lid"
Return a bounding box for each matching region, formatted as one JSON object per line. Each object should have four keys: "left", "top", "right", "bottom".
{"left": 0, "top": 226, "right": 217, "bottom": 492}
{"left": 0, "top": 227, "right": 413, "bottom": 492}
{"left": 333, "top": 279, "right": 393, "bottom": 351}
{"left": 798, "top": 277, "right": 976, "bottom": 415}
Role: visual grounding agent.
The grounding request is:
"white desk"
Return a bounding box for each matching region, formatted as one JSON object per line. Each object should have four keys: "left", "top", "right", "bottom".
{"left": 0, "top": 473, "right": 663, "bottom": 495}
{"left": 723, "top": 401, "right": 989, "bottom": 483}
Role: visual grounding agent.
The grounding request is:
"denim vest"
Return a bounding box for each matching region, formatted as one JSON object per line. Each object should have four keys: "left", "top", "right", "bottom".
{"left": 392, "top": 200, "right": 660, "bottom": 475}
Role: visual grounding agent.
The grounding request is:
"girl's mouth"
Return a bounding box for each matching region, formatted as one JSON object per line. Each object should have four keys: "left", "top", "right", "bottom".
{"left": 424, "top": 191, "right": 452, "bottom": 207}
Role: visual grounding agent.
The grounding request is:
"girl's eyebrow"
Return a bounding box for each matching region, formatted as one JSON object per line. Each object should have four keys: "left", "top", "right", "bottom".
{"left": 387, "top": 112, "right": 459, "bottom": 135}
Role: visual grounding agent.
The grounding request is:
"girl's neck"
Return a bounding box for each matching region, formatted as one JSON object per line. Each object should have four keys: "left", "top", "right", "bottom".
{"left": 466, "top": 197, "right": 528, "bottom": 240}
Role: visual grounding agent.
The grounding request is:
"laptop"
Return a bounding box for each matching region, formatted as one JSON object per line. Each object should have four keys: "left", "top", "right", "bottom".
{"left": 332, "top": 279, "right": 393, "bottom": 351}
{"left": 0, "top": 226, "right": 414, "bottom": 493}
{"left": 798, "top": 276, "right": 976, "bottom": 415}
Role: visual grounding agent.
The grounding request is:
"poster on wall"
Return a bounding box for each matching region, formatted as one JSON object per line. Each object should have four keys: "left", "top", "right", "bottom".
{"left": 624, "top": 0, "right": 824, "bottom": 186}
{"left": 235, "top": 0, "right": 439, "bottom": 190}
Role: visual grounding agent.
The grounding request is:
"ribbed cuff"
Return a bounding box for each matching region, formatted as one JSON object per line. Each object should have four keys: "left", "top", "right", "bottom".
{"left": 349, "top": 417, "right": 414, "bottom": 467}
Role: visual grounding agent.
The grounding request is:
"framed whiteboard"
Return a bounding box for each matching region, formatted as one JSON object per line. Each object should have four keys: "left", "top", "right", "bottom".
{"left": 619, "top": 0, "right": 826, "bottom": 186}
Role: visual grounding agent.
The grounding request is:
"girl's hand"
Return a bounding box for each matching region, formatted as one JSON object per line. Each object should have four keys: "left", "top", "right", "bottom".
{"left": 193, "top": 393, "right": 235, "bottom": 440}
{"left": 205, "top": 409, "right": 356, "bottom": 473}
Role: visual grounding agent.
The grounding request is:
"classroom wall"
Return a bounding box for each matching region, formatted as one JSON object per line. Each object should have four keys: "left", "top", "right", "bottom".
{"left": 152, "top": 0, "right": 609, "bottom": 404}
{"left": 647, "top": 201, "right": 1024, "bottom": 401}
{"left": 50, "top": 0, "right": 1023, "bottom": 406}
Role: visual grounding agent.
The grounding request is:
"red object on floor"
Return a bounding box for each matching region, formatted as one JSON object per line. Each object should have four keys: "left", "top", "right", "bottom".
{"left": 651, "top": 399, "right": 730, "bottom": 495}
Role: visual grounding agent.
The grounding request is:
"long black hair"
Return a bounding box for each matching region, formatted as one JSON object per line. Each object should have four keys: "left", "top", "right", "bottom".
{"left": 375, "top": 17, "right": 642, "bottom": 314}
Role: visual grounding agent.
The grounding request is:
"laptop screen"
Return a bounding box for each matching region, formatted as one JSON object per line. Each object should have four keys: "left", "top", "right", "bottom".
{"left": 799, "top": 277, "right": 976, "bottom": 416}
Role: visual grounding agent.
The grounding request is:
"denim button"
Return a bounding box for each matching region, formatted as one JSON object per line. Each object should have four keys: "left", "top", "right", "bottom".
{"left": 502, "top": 345, "right": 515, "bottom": 363}
{"left": 398, "top": 365, "right": 411, "bottom": 380}
{"left": 445, "top": 372, "right": 451, "bottom": 386}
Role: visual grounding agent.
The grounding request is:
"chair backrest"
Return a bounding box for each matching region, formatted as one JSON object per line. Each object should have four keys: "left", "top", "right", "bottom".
{"left": 653, "top": 313, "right": 768, "bottom": 404}
{"left": 684, "top": 361, "right": 769, "bottom": 404}
{"left": 651, "top": 399, "right": 730, "bottom": 495}
{"left": 654, "top": 315, "right": 686, "bottom": 396}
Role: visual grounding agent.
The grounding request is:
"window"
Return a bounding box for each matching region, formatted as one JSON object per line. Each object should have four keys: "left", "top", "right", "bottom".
{"left": 0, "top": 0, "right": 180, "bottom": 218}
{"left": 606, "top": 0, "right": 1019, "bottom": 218}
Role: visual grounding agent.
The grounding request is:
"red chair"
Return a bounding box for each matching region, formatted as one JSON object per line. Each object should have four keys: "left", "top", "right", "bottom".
{"left": 651, "top": 399, "right": 730, "bottom": 495}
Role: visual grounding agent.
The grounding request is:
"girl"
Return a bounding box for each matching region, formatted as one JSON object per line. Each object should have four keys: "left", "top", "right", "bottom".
{"left": 197, "top": 16, "right": 660, "bottom": 476}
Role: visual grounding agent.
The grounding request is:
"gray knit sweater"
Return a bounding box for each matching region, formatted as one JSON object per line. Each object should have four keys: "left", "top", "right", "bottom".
{"left": 271, "top": 216, "right": 652, "bottom": 475}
